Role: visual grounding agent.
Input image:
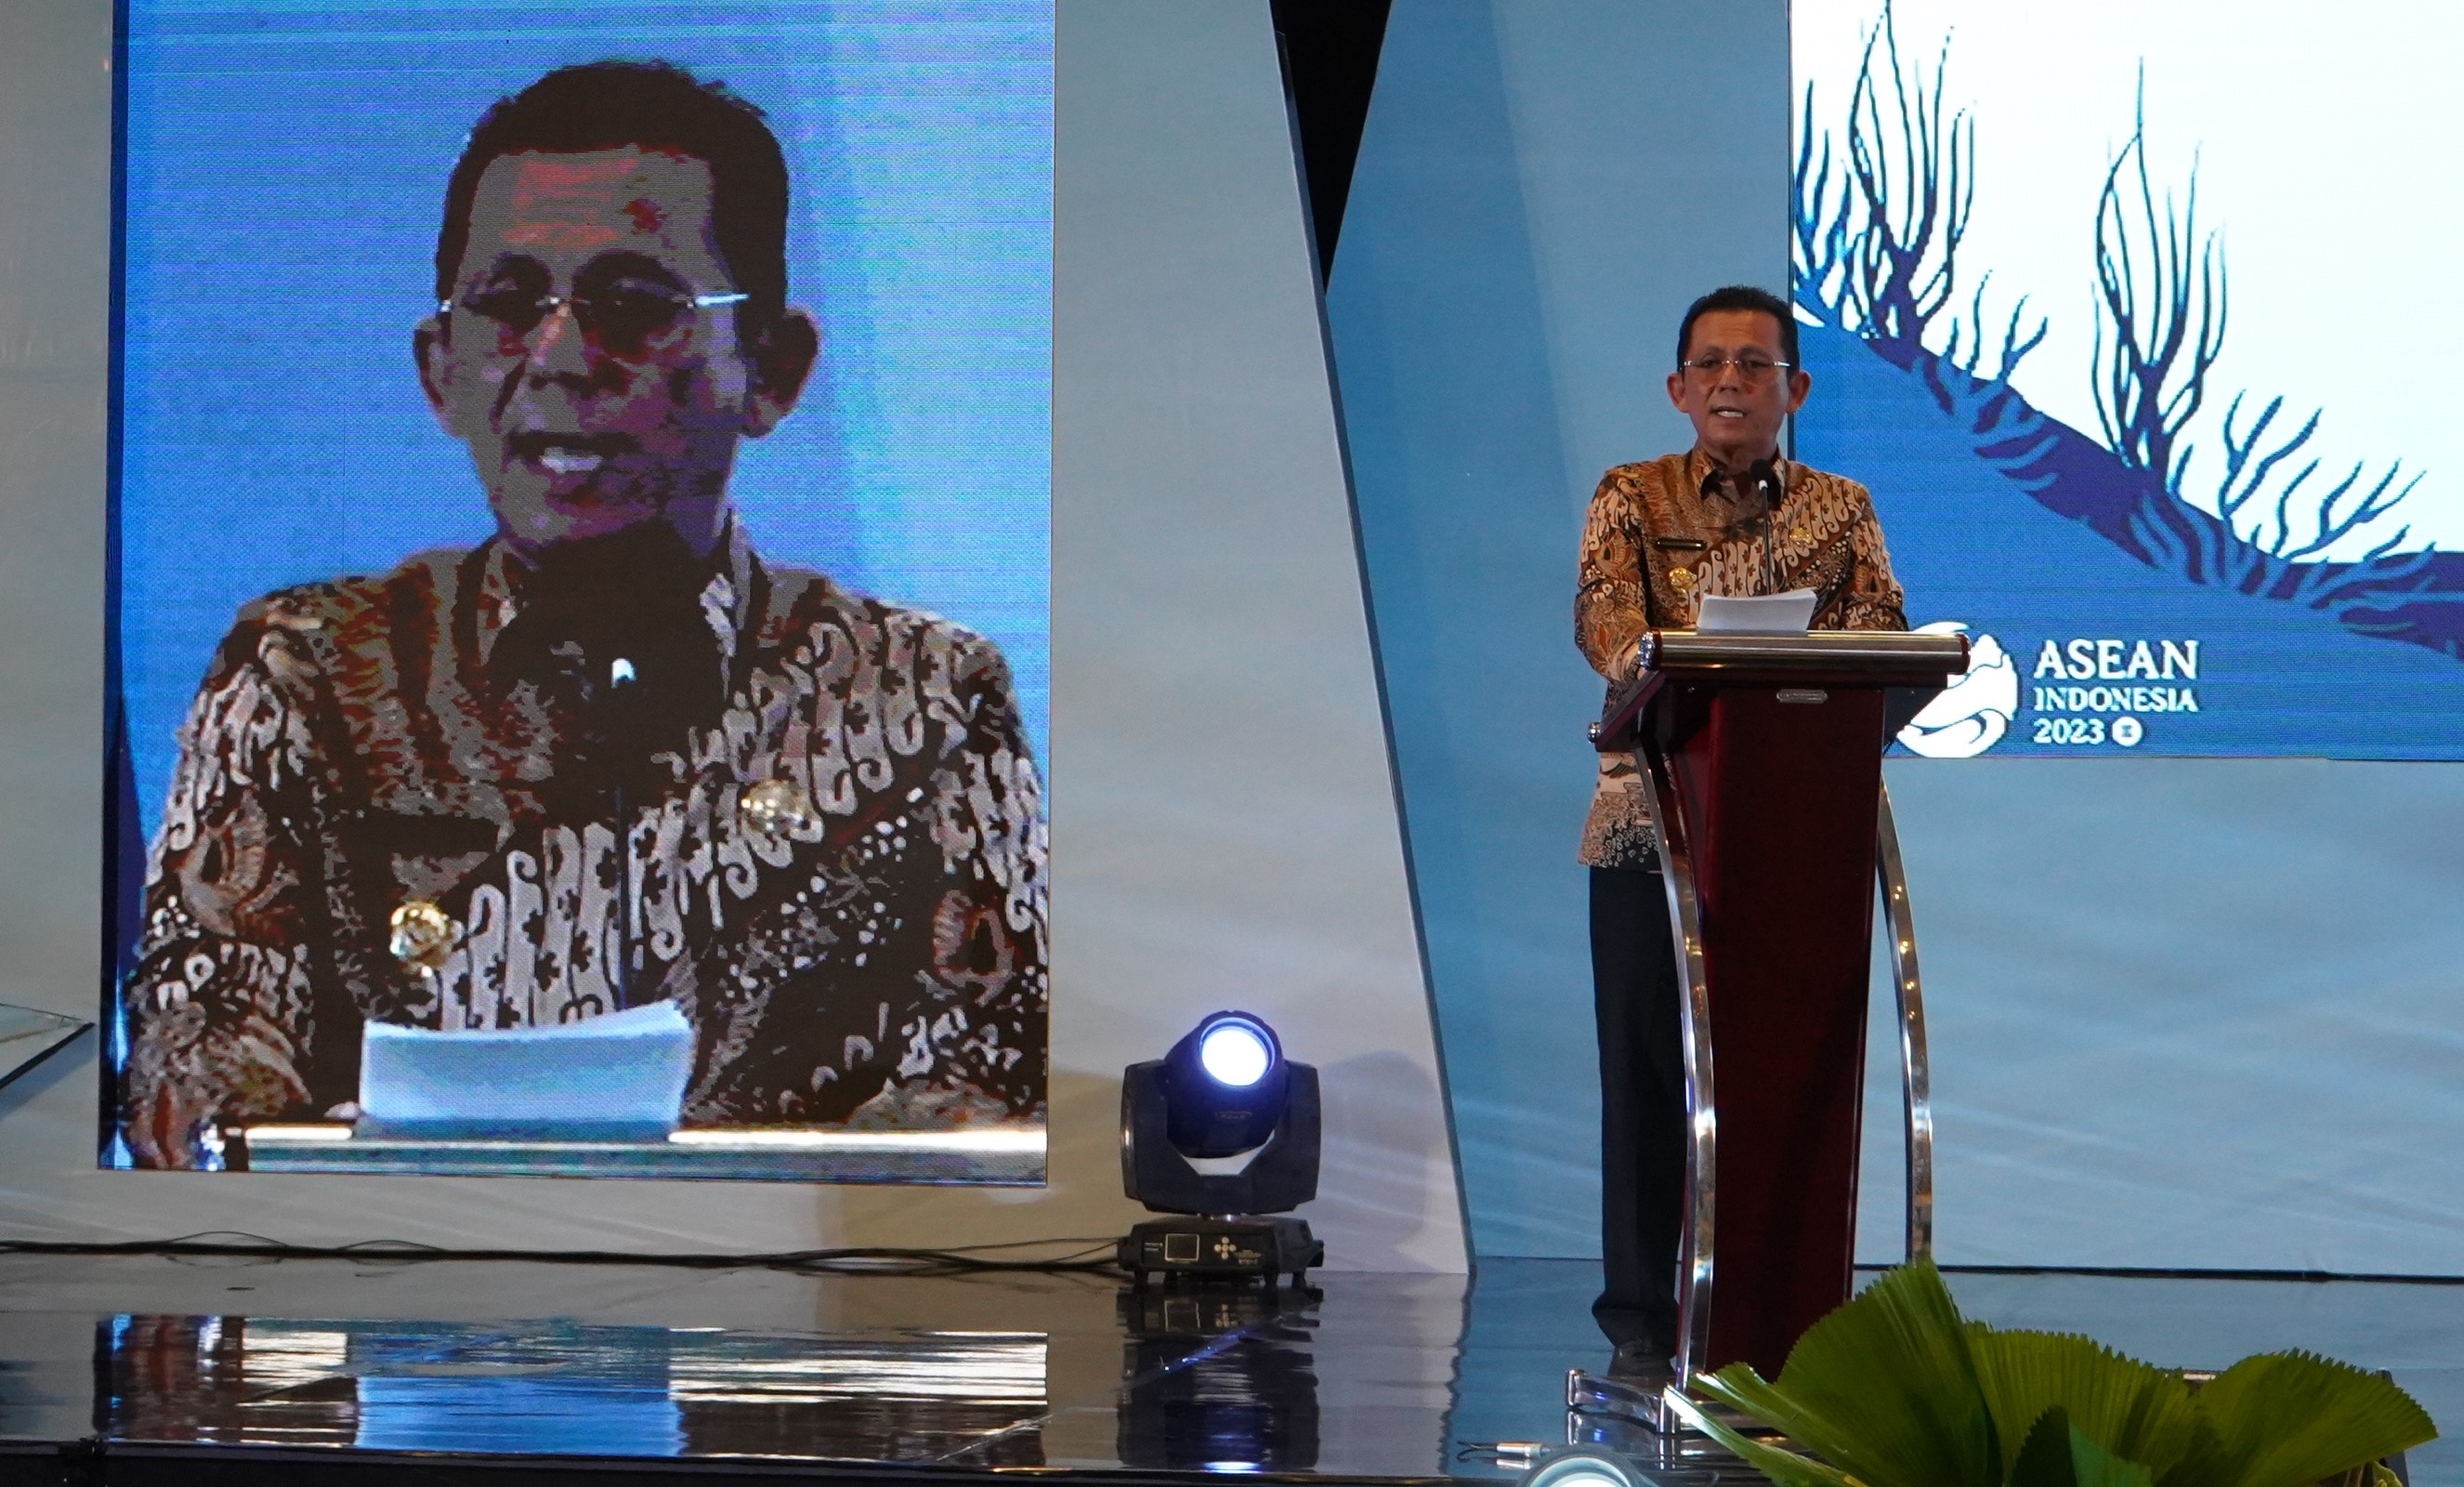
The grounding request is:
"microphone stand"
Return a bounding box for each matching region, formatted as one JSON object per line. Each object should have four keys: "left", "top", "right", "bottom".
{"left": 612, "top": 780, "right": 631, "bottom": 1012}
{"left": 604, "top": 656, "right": 638, "bottom": 1012}
{"left": 1750, "top": 457, "right": 1781, "bottom": 597}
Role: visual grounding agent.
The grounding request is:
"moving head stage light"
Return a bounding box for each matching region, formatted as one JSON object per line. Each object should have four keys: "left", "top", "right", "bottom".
{"left": 1120, "top": 1012, "right": 1323, "bottom": 1285}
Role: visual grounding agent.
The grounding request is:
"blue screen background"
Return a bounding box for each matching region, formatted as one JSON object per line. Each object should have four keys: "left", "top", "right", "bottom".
{"left": 117, "top": 0, "right": 1052, "bottom": 845}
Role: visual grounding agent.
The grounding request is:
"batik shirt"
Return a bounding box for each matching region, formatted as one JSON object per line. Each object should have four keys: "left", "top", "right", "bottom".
{"left": 1573, "top": 450, "right": 1907, "bottom": 869}
{"left": 119, "top": 527, "right": 1047, "bottom": 1168}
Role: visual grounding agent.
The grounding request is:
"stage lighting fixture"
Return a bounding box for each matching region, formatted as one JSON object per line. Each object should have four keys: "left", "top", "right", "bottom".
{"left": 1116, "top": 1283, "right": 1321, "bottom": 1471}
{"left": 1516, "top": 1448, "right": 1658, "bottom": 1487}
{"left": 1197, "top": 1015, "right": 1272, "bottom": 1086}
{"left": 1119, "top": 1011, "right": 1323, "bottom": 1286}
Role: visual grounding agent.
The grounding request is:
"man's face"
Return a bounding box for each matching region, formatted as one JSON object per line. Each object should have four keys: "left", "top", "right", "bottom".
{"left": 416, "top": 146, "right": 815, "bottom": 559}
{"left": 1664, "top": 308, "right": 1811, "bottom": 469}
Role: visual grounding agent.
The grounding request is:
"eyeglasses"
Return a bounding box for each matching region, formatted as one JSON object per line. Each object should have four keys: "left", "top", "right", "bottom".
{"left": 440, "top": 282, "right": 750, "bottom": 361}
{"left": 1680, "top": 356, "right": 1793, "bottom": 385}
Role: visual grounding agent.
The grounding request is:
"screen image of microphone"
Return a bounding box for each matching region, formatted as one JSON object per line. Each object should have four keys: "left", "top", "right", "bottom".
{"left": 608, "top": 655, "right": 636, "bottom": 1010}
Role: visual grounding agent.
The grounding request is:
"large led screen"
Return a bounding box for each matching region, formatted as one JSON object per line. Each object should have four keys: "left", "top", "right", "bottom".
{"left": 105, "top": 2, "right": 1051, "bottom": 1178}
{"left": 1794, "top": 1, "right": 2464, "bottom": 758}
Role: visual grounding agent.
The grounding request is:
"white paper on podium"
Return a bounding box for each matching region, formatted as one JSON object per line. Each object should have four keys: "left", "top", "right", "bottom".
{"left": 1695, "top": 588, "right": 1817, "bottom": 635}
{"left": 358, "top": 1000, "right": 694, "bottom": 1140}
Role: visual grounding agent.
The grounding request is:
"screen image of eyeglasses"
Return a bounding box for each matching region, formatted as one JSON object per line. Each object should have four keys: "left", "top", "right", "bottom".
{"left": 441, "top": 264, "right": 750, "bottom": 360}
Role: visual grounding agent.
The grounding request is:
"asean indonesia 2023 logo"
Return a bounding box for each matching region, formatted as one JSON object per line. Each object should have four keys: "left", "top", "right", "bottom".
{"left": 1895, "top": 621, "right": 2018, "bottom": 758}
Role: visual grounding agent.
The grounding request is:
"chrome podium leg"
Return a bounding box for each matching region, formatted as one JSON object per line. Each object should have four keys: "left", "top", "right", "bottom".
{"left": 1636, "top": 747, "right": 1716, "bottom": 1391}
{"left": 1874, "top": 780, "right": 1934, "bottom": 1260}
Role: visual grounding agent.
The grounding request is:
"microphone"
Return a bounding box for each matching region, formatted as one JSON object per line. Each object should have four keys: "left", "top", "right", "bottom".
{"left": 1748, "top": 458, "right": 1780, "bottom": 595}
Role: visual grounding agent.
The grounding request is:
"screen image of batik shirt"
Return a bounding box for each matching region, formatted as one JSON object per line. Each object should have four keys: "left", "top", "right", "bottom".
{"left": 117, "top": 523, "right": 1047, "bottom": 1169}
{"left": 1572, "top": 449, "right": 1907, "bottom": 870}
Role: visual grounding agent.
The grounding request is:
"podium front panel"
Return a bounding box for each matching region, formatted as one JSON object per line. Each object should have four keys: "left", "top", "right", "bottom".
{"left": 1657, "top": 681, "right": 1885, "bottom": 1379}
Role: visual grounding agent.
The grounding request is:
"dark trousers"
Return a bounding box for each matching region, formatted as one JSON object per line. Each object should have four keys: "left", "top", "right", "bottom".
{"left": 1590, "top": 864, "right": 1686, "bottom": 1347}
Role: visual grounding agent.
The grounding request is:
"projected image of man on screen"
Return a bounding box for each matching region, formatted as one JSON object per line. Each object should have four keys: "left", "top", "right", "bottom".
{"left": 116, "top": 62, "right": 1048, "bottom": 1169}
{"left": 1573, "top": 285, "right": 1904, "bottom": 1372}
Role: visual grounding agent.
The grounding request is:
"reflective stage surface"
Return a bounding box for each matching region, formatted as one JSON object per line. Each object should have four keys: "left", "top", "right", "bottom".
{"left": 0, "top": 1255, "right": 2456, "bottom": 1483}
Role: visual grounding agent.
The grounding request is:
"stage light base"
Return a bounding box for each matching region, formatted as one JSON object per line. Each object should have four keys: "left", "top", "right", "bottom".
{"left": 1120, "top": 1215, "right": 1323, "bottom": 1287}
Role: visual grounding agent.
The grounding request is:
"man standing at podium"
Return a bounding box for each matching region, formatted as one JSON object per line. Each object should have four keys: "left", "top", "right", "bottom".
{"left": 1573, "top": 285, "right": 1905, "bottom": 1373}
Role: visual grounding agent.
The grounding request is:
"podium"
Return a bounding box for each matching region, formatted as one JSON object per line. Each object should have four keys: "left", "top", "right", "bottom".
{"left": 1585, "top": 629, "right": 1967, "bottom": 1415}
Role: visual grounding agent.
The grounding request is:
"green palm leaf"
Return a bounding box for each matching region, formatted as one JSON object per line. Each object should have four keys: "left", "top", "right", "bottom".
{"left": 1660, "top": 1390, "right": 1869, "bottom": 1487}
{"left": 1695, "top": 1257, "right": 1998, "bottom": 1487}
{"left": 1969, "top": 1326, "right": 2209, "bottom": 1483}
{"left": 2169, "top": 1352, "right": 2434, "bottom": 1487}
{"left": 2054, "top": 1416, "right": 2158, "bottom": 1487}
{"left": 1685, "top": 1259, "right": 2437, "bottom": 1487}
{"left": 2011, "top": 1406, "right": 2157, "bottom": 1487}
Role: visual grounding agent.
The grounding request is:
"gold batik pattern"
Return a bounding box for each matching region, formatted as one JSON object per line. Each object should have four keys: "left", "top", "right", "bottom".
{"left": 119, "top": 524, "right": 1047, "bottom": 1168}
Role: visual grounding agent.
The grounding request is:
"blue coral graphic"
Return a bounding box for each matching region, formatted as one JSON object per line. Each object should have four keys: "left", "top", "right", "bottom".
{"left": 1795, "top": 3, "right": 2464, "bottom": 674}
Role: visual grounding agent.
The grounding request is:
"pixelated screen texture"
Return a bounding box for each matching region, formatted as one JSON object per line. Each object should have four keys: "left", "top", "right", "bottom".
{"left": 120, "top": 1, "right": 1051, "bottom": 839}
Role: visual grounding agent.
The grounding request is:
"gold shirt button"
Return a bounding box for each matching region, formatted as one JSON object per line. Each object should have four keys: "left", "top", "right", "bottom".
{"left": 1669, "top": 566, "right": 1694, "bottom": 590}
{"left": 388, "top": 900, "right": 456, "bottom": 970}
{"left": 740, "top": 778, "right": 819, "bottom": 838}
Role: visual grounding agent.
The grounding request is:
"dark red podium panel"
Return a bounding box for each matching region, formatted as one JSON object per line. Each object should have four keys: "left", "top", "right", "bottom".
{"left": 1666, "top": 680, "right": 1882, "bottom": 1378}
{"left": 1594, "top": 630, "right": 1964, "bottom": 1388}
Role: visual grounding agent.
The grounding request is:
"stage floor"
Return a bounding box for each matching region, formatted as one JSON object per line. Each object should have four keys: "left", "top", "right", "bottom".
{"left": 0, "top": 1252, "right": 2453, "bottom": 1483}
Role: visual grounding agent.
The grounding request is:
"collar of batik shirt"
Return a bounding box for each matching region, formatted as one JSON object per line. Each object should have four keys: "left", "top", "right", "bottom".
{"left": 471, "top": 516, "right": 755, "bottom": 683}
{"left": 1689, "top": 446, "right": 1793, "bottom": 508}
